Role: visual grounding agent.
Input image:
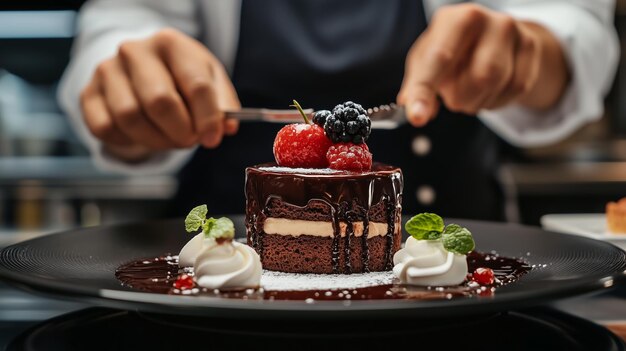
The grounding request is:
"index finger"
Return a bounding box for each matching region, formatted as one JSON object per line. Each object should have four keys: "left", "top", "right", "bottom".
{"left": 155, "top": 32, "right": 226, "bottom": 148}
{"left": 165, "top": 60, "right": 222, "bottom": 138}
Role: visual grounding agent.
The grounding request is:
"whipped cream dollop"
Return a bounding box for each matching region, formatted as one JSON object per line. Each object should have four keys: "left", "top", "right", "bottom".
{"left": 393, "top": 236, "right": 468, "bottom": 286}
{"left": 179, "top": 233, "right": 262, "bottom": 289}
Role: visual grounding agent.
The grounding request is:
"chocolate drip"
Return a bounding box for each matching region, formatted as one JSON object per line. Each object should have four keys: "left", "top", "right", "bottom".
{"left": 344, "top": 214, "right": 353, "bottom": 274}
{"left": 382, "top": 196, "right": 395, "bottom": 270}
{"left": 245, "top": 163, "right": 403, "bottom": 274}
{"left": 246, "top": 213, "right": 256, "bottom": 247}
{"left": 331, "top": 207, "right": 340, "bottom": 273}
{"left": 246, "top": 210, "right": 266, "bottom": 261}
{"left": 256, "top": 211, "right": 266, "bottom": 260}
{"left": 361, "top": 214, "right": 370, "bottom": 273}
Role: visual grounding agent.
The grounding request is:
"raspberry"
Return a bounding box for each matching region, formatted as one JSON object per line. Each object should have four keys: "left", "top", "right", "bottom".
{"left": 472, "top": 268, "right": 495, "bottom": 285}
{"left": 273, "top": 123, "right": 332, "bottom": 168}
{"left": 326, "top": 143, "right": 372, "bottom": 171}
{"left": 324, "top": 101, "right": 371, "bottom": 144}
{"left": 312, "top": 110, "right": 331, "bottom": 127}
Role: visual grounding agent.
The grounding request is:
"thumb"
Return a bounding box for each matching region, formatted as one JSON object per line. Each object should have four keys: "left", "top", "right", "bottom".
{"left": 397, "top": 83, "right": 440, "bottom": 127}
{"left": 398, "top": 44, "right": 447, "bottom": 127}
{"left": 214, "top": 66, "right": 241, "bottom": 136}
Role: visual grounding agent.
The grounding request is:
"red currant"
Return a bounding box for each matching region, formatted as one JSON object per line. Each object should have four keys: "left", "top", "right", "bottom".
{"left": 478, "top": 287, "right": 495, "bottom": 297}
{"left": 173, "top": 274, "right": 195, "bottom": 290}
{"left": 472, "top": 267, "right": 495, "bottom": 285}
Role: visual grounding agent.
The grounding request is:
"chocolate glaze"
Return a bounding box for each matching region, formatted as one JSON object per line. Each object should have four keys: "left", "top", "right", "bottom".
{"left": 115, "top": 251, "right": 531, "bottom": 301}
{"left": 383, "top": 196, "right": 396, "bottom": 270}
{"left": 344, "top": 220, "right": 353, "bottom": 273}
{"left": 245, "top": 162, "right": 403, "bottom": 273}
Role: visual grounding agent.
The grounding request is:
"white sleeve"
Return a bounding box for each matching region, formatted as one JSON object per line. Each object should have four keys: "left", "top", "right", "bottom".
{"left": 57, "top": 0, "right": 200, "bottom": 175}
{"left": 474, "top": 0, "right": 619, "bottom": 147}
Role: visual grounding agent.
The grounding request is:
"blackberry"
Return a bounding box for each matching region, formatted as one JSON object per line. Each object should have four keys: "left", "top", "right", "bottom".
{"left": 312, "top": 110, "right": 332, "bottom": 127}
{"left": 324, "top": 101, "right": 371, "bottom": 144}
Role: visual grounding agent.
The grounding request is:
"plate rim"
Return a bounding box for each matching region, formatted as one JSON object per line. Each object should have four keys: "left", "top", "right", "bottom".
{"left": 1, "top": 218, "right": 626, "bottom": 319}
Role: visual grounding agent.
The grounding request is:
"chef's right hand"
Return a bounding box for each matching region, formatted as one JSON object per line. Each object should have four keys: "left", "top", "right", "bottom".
{"left": 80, "top": 28, "right": 240, "bottom": 161}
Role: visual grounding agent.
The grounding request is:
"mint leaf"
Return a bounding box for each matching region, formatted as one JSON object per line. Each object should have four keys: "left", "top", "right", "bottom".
{"left": 442, "top": 224, "right": 475, "bottom": 254}
{"left": 185, "top": 205, "right": 208, "bottom": 232}
{"left": 443, "top": 224, "right": 463, "bottom": 235}
{"left": 405, "top": 213, "right": 444, "bottom": 240}
{"left": 204, "top": 217, "right": 235, "bottom": 240}
{"left": 202, "top": 217, "right": 217, "bottom": 235}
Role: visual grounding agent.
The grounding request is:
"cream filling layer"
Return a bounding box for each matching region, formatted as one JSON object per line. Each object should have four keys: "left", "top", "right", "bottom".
{"left": 263, "top": 217, "right": 396, "bottom": 238}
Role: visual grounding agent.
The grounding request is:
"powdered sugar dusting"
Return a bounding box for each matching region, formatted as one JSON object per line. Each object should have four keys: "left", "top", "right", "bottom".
{"left": 260, "top": 270, "right": 395, "bottom": 291}
{"left": 292, "top": 124, "right": 310, "bottom": 133}
{"left": 258, "top": 166, "right": 344, "bottom": 174}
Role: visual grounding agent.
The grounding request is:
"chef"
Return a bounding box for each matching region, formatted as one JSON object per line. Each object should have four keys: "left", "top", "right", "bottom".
{"left": 58, "top": 0, "right": 617, "bottom": 220}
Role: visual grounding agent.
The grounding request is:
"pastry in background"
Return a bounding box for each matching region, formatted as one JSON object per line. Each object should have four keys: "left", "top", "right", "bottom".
{"left": 606, "top": 197, "right": 626, "bottom": 234}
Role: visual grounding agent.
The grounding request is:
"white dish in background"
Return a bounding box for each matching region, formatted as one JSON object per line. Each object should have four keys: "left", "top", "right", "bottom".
{"left": 541, "top": 214, "right": 626, "bottom": 249}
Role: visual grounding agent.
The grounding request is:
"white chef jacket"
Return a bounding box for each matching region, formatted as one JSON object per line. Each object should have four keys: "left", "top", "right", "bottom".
{"left": 57, "top": 0, "right": 620, "bottom": 175}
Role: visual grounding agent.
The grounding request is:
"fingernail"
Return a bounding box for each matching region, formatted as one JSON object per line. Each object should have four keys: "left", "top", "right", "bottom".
{"left": 409, "top": 101, "right": 427, "bottom": 120}
{"left": 202, "top": 133, "right": 218, "bottom": 148}
{"left": 408, "top": 101, "right": 429, "bottom": 126}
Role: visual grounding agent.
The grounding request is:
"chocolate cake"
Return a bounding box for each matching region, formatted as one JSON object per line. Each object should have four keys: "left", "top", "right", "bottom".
{"left": 245, "top": 162, "right": 403, "bottom": 274}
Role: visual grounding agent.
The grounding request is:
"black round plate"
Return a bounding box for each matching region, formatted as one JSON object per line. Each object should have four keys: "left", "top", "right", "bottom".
{"left": 0, "top": 216, "right": 625, "bottom": 320}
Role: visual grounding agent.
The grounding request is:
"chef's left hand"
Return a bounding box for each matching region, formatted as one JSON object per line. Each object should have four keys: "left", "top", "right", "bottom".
{"left": 397, "top": 3, "right": 569, "bottom": 127}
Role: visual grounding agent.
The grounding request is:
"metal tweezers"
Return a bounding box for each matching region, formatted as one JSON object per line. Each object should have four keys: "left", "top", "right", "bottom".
{"left": 225, "top": 104, "right": 406, "bottom": 130}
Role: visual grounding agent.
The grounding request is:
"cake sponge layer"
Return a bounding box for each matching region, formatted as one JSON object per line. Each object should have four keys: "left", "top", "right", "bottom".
{"left": 254, "top": 231, "right": 402, "bottom": 274}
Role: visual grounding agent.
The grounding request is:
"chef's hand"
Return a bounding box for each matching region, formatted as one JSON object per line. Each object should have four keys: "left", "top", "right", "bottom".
{"left": 397, "top": 4, "right": 569, "bottom": 127}
{"left": 80, "top": 28, "right": 240, "bottom": 161}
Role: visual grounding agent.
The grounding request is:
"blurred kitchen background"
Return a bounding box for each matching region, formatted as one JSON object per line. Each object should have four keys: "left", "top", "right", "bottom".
{"left": 0, "top": 0, "right": 625, "bottom": 246}
{"left": 0, "top": 1, "right": 178, "bottom": 247}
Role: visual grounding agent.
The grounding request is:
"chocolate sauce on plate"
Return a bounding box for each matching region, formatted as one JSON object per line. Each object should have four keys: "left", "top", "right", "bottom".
{"left": 115, "top": 251, "right": 531, "bottom": 301}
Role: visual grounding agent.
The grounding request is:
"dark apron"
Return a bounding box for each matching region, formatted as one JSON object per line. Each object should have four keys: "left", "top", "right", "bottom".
{"left": 174, "top": 0, "right": 504, "bottom": 221}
